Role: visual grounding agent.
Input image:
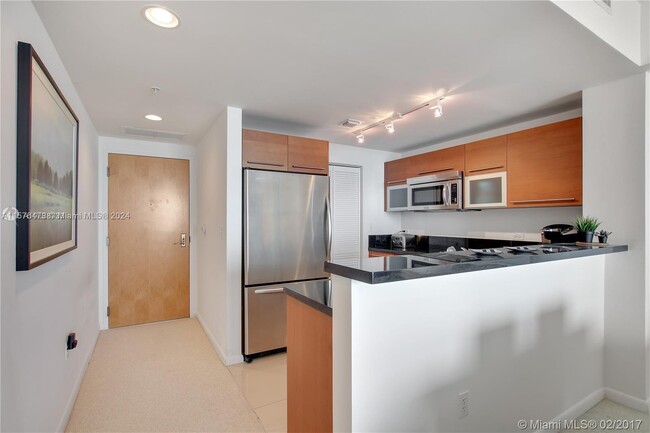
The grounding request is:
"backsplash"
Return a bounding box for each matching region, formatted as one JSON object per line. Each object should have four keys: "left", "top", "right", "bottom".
{"left": 401, "top": 206, "right": 582, "bottom": 237}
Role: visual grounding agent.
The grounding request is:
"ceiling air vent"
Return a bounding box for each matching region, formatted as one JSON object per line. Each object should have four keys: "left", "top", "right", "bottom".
{"left": 122, "top": 126, "right": 187, "bottom": 141}
{"left": 339, "top": 118, "right": 362, "bottom": 128}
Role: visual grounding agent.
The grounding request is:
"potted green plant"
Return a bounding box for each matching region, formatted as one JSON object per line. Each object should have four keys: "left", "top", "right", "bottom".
{"left": 575, "top": 216, "right": 601, "bottom": 243}
{"left": 597, "top": 229, "right": 612, "bottom": 244}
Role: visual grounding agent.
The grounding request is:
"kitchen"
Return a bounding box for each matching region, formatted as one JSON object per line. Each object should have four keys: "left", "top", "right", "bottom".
{"left": 1, "top": 1, "right": 649, "bottom": 433}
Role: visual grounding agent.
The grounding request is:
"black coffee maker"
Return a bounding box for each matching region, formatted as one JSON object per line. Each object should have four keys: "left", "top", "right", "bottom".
{"left": 541, "top": 224, "right": 578, "bottom": 244}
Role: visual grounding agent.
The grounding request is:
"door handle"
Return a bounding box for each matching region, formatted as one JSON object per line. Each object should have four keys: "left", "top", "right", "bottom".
{"left": 254, "top": 288, "right": 285, "bottom": 294}
{"left": 181, "top": 233, "right": 186, "bottom": 247}
{"left": 418, "top": 167, "right": 453, "bottom": 175}
{"left": 326, "top": 194, "right": 332, "bottom": 259}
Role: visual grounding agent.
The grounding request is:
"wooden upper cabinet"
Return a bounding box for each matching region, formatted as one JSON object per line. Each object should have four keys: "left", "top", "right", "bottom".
{"left": 385, "top": 157, "right": 416, "bottom": 185}
{"left": 507, "top": 117, "right": 582, "bottom": 208}
{"left": 465, "top": 136, "right": 507, "bottom": 175}
{"left": 242, "top": 129, "right": 288, "bottom": 171}
{"left": 288, "top": 136, "right": 329, "bottom": 174}
{"left": 413, "top": 145, "right": 465, "bottom": 177}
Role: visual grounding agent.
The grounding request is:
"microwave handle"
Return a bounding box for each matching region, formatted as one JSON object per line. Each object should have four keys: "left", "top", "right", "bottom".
{"left": 442, "top": 184, "right": 449, "bottom": 206}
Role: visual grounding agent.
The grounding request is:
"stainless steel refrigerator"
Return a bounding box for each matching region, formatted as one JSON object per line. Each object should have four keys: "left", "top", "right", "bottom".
{"left": 243, "top": 168, "right": 330, "bottom": 362}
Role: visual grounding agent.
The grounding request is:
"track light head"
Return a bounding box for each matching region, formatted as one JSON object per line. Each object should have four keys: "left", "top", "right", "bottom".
{"left": 430, "top": 98, "right": 444, "bottom": 118}
{"left": 386, "top": 122, "right": 395, "bottom": 134}
{"left": 356, "top": 133, "right": 365, "bottom": 144}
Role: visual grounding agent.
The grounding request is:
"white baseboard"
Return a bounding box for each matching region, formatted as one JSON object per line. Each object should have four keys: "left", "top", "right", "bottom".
{"left": 536, "top": 388, "right": 606, "bottom": 433}
{"left": 196, "top": 313, "right": 243, "bottom": 366}
{"left": 56, "top": 328, "right": 100, "bottom": 433}
{"left": 605, "top": 388, "right": 650, "bottom": 413}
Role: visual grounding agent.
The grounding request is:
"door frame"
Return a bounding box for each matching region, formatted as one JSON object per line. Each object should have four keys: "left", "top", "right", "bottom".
{"left": 98, "top": 137, "right": 198, "bottom": 329}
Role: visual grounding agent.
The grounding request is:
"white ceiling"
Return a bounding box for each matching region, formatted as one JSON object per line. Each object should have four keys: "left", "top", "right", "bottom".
{"left": 34, "top": 1, "right": 642, "bottom": 153}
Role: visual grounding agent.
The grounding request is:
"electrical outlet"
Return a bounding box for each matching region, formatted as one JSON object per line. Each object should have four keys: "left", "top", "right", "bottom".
{"left": 458, "top": 391, "right": 469, "bottom": 418}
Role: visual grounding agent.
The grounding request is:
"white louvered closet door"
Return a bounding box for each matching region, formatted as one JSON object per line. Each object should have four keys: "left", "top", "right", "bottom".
{"left": 329, "top": 165, "right": 361, "bottom": 268}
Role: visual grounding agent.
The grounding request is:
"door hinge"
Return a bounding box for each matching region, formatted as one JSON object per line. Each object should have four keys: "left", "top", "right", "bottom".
{"left": 106, "top": 166, "right": 110, "bottom": 177}
{"left": 106, "top": 236, "right": 110, "bottom": 247}
{"left": 107, "top": 306, "right": 110, "bottom": 317}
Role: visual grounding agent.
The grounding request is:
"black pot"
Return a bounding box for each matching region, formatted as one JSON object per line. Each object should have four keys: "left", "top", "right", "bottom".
{"left": 578, "top": 231, "right": 594, "bottom": 243}
{"left": 598, "top": 235, "right": 608, "bottom": 244}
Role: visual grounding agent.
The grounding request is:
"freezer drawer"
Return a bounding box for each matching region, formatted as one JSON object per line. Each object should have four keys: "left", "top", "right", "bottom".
{"left": 244, "top": 279, "right": 330, "bottom": 356}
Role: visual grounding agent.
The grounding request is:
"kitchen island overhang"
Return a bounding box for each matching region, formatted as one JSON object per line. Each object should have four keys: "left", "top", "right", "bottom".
{"left": 328, "top": 244, "right": 628, "bottom": 432}
{"left": 325, "top": 243, "right": 628, "bottom": 285}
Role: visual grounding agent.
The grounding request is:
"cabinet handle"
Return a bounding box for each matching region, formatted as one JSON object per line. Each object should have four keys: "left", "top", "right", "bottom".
{"left": 510, "top": 198, "right": 576, "bottom": 204}
{"left": 418, "top": 167, "right": 453, "bottom": 175}
{"left": 254, "top": 288, "right": 285, "bottom": 294}
{"left": 291, "top": 164, "right": 326, "bottom": 171}
{"left": 386, "top": 180, "right": 406, "bottom": 185}
{"left": 467, "top": 165, "right": 504, "bottom": 173}
{"left": 246, "top": 161, "right": 284, "bottom": 167}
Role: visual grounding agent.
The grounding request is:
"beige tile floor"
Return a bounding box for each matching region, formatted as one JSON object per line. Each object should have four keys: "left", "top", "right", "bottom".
{"left": 228, "top": 353, "right": 288, "bottom": 433}
{"left": 561, "top": 399, "right": 649, "bottom": 433}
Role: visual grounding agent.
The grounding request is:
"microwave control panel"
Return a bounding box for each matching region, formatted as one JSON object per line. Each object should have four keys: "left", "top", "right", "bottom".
{"left": 450, "top": 183, "right": 458, "bottom": 204}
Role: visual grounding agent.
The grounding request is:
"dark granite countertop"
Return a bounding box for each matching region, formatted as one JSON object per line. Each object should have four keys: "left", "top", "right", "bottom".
{"left": 284, "top": 282, "right": 332, "bottom": 316}
{"left": 326, "top": 243, "right": 628, "bottom": 284}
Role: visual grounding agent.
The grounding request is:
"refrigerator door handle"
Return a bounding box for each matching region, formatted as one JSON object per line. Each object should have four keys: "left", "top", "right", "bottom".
{"left": 244, "top": 174, "right": 250, "bottom": 284}
{"left": 326, "top": 193, "right": 332, "bottom": 259}
{"left": 254, "top": 288, "right": 285, "bottom": 294}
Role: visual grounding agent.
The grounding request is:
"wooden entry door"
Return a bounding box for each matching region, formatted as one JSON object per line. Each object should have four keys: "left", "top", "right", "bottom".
{"left": 108, "top": 154, "right": 190, "bottom": 328}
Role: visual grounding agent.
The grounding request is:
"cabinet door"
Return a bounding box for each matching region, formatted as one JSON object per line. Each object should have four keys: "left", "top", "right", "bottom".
{"left": 465, "top": 136, "right": 507, "bottom": 175}
{"left": 507, "top": 118, "right": 582, "bottom": 208}
{"left": 413, "top": 145, "right": 465, "bottom": 177}
{"left": 242, "top": 129, "right": 288, "bottom": 171}
{"left": 288, "top": 136, "right": 329, "bottom": 174}
{"left": 368, "top": 251, "right": 397, "bottom": 258}
{"left": 384, "top": 157, "right": 414, "bottom": 185}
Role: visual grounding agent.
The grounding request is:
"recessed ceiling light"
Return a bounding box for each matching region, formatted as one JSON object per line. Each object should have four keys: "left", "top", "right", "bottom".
{"left": 143, "top": 6, "right": 180, "bottom": 29}
{"left": 145, "top": 114, "right": 163, "bottom": 121}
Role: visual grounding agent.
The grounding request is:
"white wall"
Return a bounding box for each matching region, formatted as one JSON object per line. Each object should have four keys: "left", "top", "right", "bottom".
{"left": 551, "top": 0, "right": 648, "bottom": 66}
{"left": 333, "top": 256, "right": 607, "bottom": 432}
{"left": 583, "top": 73, "right": 648, "bottom": 409}
{"left": 1, "top": 2, "right": 100, "bottom": 431}
{"left": 97, "top": 137, "right": 198, "bottom": 330}
{"left": 329, "top": 143, "right": 402, "bottom": 252}
{"left": 196, "top": 107, "right": 243, "bottom": 365}
{"left": 402, "top": 207, "right": 582, "bottom": 237}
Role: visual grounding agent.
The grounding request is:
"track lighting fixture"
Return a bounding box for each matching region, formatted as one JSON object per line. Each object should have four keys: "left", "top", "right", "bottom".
{"left": 430, "top": 98, "right": 444, "bottom": 118}
{"left": 350, "top": 94, "right": 447, "bottom": 143}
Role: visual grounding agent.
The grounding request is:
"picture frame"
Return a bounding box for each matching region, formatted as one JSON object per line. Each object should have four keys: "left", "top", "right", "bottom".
{"left": 16, "top": 41, "right": 79, "bottom": 270}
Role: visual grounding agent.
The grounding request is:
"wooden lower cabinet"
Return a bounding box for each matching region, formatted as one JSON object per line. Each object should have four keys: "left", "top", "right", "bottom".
{"left": 287, "top": 296, "right": 332, "bottom": 433}
{"left": 369, "top": 251, "right": 398, "bottom": 258}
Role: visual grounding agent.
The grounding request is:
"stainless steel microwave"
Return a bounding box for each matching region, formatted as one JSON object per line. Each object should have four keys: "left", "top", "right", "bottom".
{"left": 386, "top": 184, "right": 409, "bottom": 211}
{"left": 407, "top": 171, "right": 463, "bottom": 211}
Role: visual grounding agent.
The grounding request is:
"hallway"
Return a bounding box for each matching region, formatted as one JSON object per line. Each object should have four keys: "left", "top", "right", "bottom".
{"left": 65, "top": 318, "right": 264, "bottom": 432}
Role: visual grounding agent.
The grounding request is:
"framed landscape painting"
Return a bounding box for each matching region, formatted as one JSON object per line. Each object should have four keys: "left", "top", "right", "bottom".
{"left": 16, "top": 41, "right": 79, "bottom": 270}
